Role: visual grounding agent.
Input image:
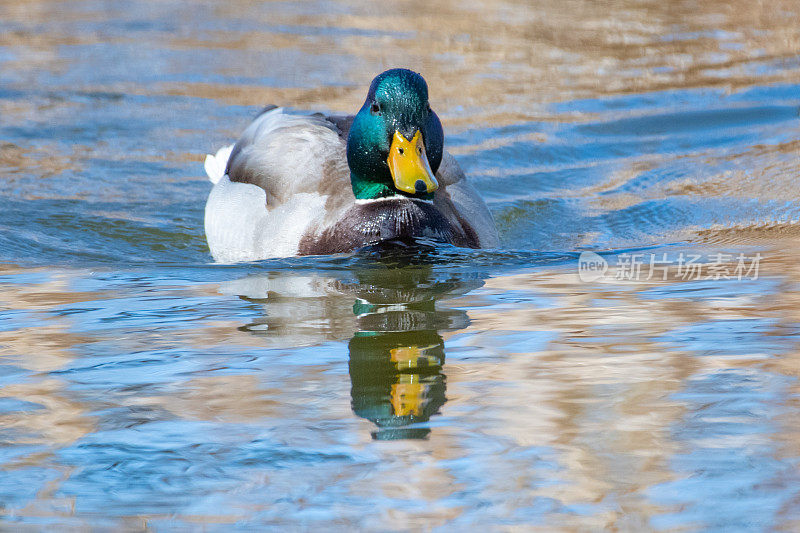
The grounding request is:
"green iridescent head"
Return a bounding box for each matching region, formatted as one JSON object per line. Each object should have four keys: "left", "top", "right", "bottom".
{"left": 347, "top": 69, "right": 444, "bottom": 200}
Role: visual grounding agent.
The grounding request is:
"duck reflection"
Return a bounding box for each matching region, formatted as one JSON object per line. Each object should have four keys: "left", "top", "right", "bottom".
{"left": 344, "top": 261, "right": 472, "bottom": 440}
{"left": 225, "top": 252, "right": 481, "bottom": 440}
{"left": 349, "top": 330, "right": 445, "bottom": 440}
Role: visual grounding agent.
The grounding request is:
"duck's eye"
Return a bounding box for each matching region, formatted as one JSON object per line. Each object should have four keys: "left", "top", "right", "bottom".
{"left": 417, "top": 146, "right": 423, "bottom": 155}
{"left": 370, "top": 102, "right": 381, "bottom": 115}
{"left": 398, "top": 147, "right": 404, "bottom": 155}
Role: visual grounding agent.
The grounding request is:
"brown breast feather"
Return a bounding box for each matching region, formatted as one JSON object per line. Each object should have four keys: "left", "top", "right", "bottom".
{"left": 298, "top": 198, "right": 475, "bottom": 255}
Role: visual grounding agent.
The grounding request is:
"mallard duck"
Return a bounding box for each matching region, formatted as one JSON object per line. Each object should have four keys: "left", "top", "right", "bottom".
{"left": 204, "top": 68, "right": 499, "bottom": 262}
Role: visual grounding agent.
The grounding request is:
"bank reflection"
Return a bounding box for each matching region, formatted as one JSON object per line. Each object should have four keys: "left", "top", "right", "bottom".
{"left": 229, "top": 257, "right": 482, "bottom": 440}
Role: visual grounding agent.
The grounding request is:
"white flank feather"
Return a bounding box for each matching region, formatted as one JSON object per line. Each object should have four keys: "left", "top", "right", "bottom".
{"left": 204, "top": 144, "right": 234, "bottom": 184}
{"left": 204, "top": 176, "right": 326, "bottom": 262}
{"left": 203, "top": 108, "right": 350, "bottom": 261}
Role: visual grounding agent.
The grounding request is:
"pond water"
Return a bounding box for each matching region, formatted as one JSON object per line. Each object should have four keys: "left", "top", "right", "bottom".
{"left": 3, "top": 0, "right": 800, "bottom": 529}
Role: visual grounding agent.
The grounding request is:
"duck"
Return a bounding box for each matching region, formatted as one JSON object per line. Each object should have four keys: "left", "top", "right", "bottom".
{"left": 203, "top": 68, "right": 499, "bottom": 262}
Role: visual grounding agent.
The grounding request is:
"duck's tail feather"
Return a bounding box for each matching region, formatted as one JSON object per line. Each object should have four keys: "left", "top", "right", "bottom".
{"left": 204, "top": 144, "right": 235, "bottom": 184}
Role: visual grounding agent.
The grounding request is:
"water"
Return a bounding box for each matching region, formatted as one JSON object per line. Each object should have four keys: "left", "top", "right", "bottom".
{"left": 2, "top": 0, "right": 800, "bottom": 529}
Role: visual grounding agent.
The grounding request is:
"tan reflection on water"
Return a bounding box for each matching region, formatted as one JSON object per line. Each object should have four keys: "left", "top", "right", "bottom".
{"left": 451, "top": 275, "right": 694, "bottom": 527}
{"left": 0, "top": 269, "right": 96, "bottom": 521}
{"left": 182, "top": 243, "right": 799, "bottom": 528}
{"left": 2, "top": 241, "right": 800, "bottom": 526}
{"left": 3, "top": 0, "right": 800, "bottom": 126}
{"left": 159, "top": 0, "right": 800, "bottom": 127}
{"left": 451, "top": 245, "right": 800, "bottom": 528}
{"left": 209, "top": 246, "right": 800, "bottom": 528}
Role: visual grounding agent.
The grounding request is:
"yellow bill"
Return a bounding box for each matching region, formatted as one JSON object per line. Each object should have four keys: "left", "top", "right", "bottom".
{"left": 390, "top": 376, "right": 426, "bottom": 417}
{"left": 390, "top": 345, "right": 440, "bottom": 370}
{"left": 387, "top": 130, "right": 439, "bottom": 195}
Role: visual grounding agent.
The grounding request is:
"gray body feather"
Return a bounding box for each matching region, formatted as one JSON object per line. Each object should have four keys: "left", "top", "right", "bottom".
{"left": 204, "top": 108, "right": 498, "bottom": 261}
